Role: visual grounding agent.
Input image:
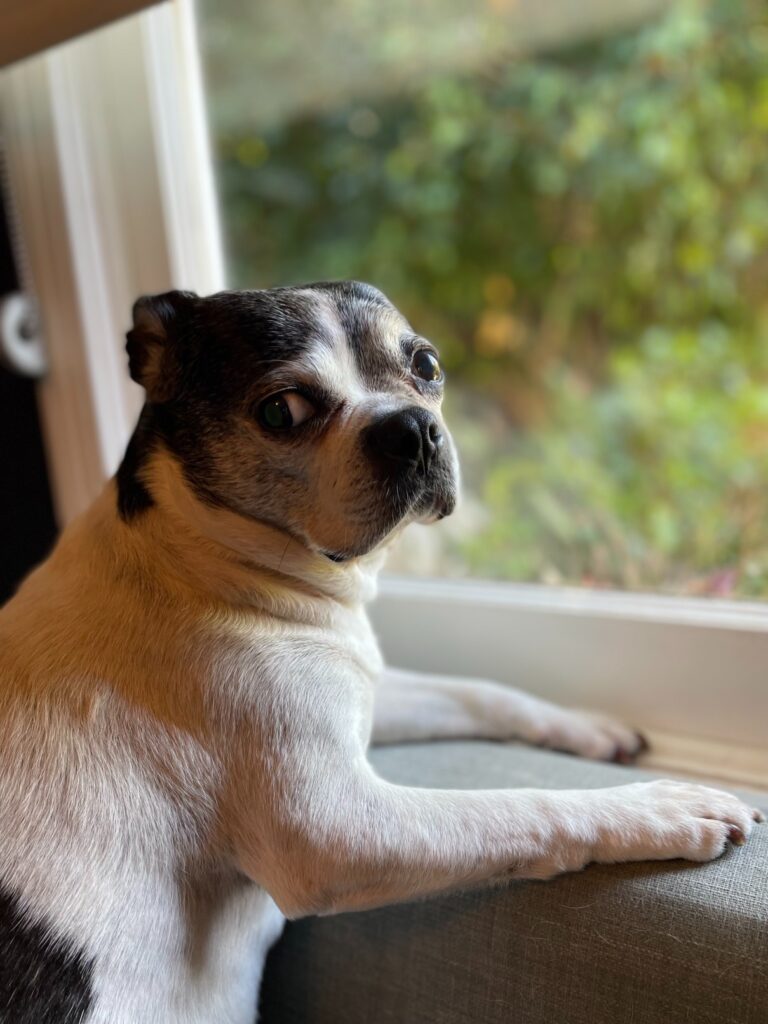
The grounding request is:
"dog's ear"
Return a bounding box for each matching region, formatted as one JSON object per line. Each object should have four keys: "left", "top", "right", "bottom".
{"left": 126, "top": 290, "right": 197, "bottom": 402}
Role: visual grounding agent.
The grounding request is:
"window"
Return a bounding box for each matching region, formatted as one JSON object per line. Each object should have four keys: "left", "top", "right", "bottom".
{"left": 2, "top": 0, "right": 767, "bottom": 782}
{"left": 196, "top": 0, "right": 768, "bottom": 599}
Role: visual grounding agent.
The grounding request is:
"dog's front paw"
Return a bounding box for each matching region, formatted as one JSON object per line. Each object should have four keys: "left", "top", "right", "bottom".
{"left": 520, "top": 780, "right": 764, "bottom": 880}
{"left": 590, "top": 779, "right": 765, "bottom": 865}
{"left": 525, "top": 703, "right": 648, "bottom": 764}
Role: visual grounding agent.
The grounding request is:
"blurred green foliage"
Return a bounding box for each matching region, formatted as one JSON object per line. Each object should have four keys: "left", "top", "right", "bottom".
{"left": 211, "top": 0, "right": 768, "bottom": 595}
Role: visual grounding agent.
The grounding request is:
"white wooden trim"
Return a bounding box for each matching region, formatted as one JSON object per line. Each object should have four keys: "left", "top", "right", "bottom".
{"left": 378, "top": 576, "right": 768, "bottom": 631}
{"left": 371, "top": 577, "right": 768, "bottom": 755}
{"left": 640, "top": 729, "right": 768, "bottom": 794}
{"left": 140, "top": 1, "right": 226, "bottom": 294}
{"left": 2, "top": 58, "right": 106, "bottom": 523}
{"left": 0, "top": 0, "right": 223, "bottom": 525}
{"left": 46, "top": 48, "right": 137, "bottom": 478}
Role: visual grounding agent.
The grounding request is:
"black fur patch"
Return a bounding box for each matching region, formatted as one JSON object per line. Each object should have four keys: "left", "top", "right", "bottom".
{"left": 116, "top": 404, "right": 157, "bottom": 521}
{"left": 116, "top": 285, "right": 332, "bottom": 521}
{"left": 0, "top": 885, "right": 94, "bottom": 1023}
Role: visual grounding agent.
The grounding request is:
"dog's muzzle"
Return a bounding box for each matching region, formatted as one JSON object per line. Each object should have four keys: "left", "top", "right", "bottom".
{"left": 321, "top": 407, "right": 456, "bottom": 562}
{"left": 363, "top": 405, "right": 456, "bottom": 526}
{"left": 364, "top": 407, "right": 444, "bottom": 476}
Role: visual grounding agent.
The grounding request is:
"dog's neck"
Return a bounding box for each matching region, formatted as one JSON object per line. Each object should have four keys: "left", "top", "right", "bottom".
{"left": 83, "top": 453, "right": 386, "bottom": 623}
{"left": 150, "top": 452, "right": 385, "bottom": 611}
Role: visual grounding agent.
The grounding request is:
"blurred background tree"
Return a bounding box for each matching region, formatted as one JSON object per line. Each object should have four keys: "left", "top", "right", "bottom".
{"left": 198, "top": 0, "right": 768, "bottom": 597}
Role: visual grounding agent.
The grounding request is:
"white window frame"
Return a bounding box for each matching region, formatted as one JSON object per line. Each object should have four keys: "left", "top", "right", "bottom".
{"left": 2, "top": 0, "right": 767, "bottom": 788}
{"left": 1, "top": 0, "right": 224, "bottom": 523}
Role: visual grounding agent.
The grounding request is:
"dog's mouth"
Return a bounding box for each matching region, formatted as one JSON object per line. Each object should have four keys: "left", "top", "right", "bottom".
{"left": 420, "top": 485, "right": 457, "bottom": 523}
{"left": 319, "top": 472, "right": 457, "bottom": 565}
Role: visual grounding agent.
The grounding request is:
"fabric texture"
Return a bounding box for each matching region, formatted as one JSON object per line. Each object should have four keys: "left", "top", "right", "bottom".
{"left": 259, "top": 742, "right": 768, "bottom": 1024}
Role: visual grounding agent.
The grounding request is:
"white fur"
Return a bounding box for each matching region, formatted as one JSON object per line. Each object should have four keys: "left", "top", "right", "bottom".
{"left": 0, "top": 455, "right": 761, "bottom": 1023}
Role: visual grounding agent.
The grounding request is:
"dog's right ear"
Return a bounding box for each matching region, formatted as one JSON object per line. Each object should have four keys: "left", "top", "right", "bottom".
{"left": 126, "top": 290, "right": 197, "bottom": 403}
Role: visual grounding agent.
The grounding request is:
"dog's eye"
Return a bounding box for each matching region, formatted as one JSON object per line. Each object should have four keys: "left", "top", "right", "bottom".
{"left": 257, "top": 391, "right": 316, "bottom": 430}
{"left": 412, "top": 349, "right": 442, "bottom": 382}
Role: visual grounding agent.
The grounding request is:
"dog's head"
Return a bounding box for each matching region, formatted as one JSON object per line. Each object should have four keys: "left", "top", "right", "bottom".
{"left": 120, "top": 282, "right": 458, "bottom": 561}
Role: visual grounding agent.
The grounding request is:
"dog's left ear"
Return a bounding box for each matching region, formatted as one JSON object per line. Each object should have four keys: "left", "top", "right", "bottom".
{"left": 126, "top": 290, "right": 197, "bottom": 403}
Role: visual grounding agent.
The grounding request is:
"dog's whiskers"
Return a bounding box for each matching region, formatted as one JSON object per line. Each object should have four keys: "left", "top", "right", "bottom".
{"left": 277, "top": 535, "right": 292, "bottom": 573}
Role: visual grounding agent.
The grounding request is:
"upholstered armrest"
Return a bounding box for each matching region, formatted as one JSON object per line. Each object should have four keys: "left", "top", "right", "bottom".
{"left": 259, "top": 742, "right": 768, "bottom": 1024}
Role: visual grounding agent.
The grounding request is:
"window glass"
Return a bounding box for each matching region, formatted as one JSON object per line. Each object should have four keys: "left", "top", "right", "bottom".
{"left": 196, "top": 0, "right": 768, "bottom": 597}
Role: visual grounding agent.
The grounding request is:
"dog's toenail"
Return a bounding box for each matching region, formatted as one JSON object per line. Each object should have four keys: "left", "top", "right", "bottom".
{"left": 634, "top": 731, "right": 650, "bottom": 754}
{"left": 728, "top": 825, "right": 746, "bottom": 846}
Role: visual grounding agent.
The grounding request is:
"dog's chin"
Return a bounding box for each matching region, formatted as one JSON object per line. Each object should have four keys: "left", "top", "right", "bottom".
{"left": 317, "top": 519, "right": 406, "bottom": 565}
{"left": 415, "top": 486, "right": 457, "bottom": 524}
{"left": 318, "top": 484, "right": 457, "bottom": 564}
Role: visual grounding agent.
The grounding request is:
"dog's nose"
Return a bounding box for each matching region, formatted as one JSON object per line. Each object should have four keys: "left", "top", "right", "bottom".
{"left": 366, "top": 407, "right": 443, "bottom": 472}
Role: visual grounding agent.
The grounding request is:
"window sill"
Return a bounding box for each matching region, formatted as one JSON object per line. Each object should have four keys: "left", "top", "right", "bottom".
{"left": 641, "top": 729, "right": 768, "bottom": 793}
{"left": 371, "top": 575, "right": 768, "bottom": 761}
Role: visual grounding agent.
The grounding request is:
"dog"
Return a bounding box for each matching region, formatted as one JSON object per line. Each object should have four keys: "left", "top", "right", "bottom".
{"left": 0, "top": 281, "right": 761, "bottom": 1023}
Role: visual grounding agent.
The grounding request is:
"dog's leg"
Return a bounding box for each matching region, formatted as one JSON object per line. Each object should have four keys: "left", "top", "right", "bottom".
{"left": 372, "top": 667, "right": 645, "bottom": 761}
{"left": 240, "top": 728, "right": 762, "bottom": 919}
{"left": 233, "top": 668, "right": 762, "bottom": 920}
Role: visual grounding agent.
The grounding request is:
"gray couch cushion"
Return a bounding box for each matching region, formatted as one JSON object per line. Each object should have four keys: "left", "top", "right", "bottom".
{"left": 259, "top": 742, "right": 768, "bottom": 1024}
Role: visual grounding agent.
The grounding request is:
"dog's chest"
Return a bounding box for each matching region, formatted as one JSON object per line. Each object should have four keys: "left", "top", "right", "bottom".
{"left": 200, "top": 601, "right": 383, "bottom": 729}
